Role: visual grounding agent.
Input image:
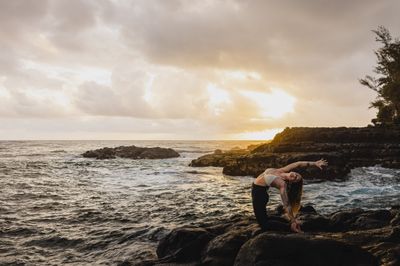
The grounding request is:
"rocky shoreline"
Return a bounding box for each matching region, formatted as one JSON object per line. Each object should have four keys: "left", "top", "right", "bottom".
{"left": 142, "top": 126, "right": 400, "bottom": 265}
{"left": 190, "top": 127, "right": 400, "bottom": 180}
{"left": 147, "top": 205, "right": 400, "bottom": 265}
{"left": 82, "top": 145, "right": 180, "bottom": 160}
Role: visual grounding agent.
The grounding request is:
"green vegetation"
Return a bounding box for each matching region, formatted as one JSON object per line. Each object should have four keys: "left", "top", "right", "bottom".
{"left": 360, "top": 26, "right": 400, "bottom": 126}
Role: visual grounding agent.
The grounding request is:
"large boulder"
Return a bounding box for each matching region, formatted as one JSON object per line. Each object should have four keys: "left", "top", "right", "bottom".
{"left": 201, "top": 226, "right": 255, "bottom": 266}
{"left": 82, "top": 145, "right": 180, "bottom": 160}
{"left": 329, "top": 209, "right": 394, "bottom": 232}
{"left": 156, "top": 227, "right": 213, "bottom": 263}
{"left": 234, "top": 233, "right": 378, "bottom": 266}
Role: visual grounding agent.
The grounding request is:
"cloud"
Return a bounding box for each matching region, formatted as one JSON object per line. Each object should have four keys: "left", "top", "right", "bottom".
{"left": 0, "top": 0, "right": 399, "bottom": 139}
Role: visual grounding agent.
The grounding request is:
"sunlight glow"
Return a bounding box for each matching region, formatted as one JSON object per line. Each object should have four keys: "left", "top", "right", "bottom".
{"left": 222, "top": 70, "right": 261, "bottom": 80}
{"left": 240, "top": 88, "right": 296, "bottom": 119}
{"left": 207, "top": 83, "right": 231, "bottom": 115}
{"left": 233, "top": 128, "right": 283, "bottom": 140}
{"left": 143, "top": 73, "right": 156, "bottom": 104}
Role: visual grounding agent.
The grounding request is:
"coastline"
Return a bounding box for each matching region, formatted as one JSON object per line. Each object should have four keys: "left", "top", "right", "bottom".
{"left": 151, "top": 126, "right": 400, "bottom": 265}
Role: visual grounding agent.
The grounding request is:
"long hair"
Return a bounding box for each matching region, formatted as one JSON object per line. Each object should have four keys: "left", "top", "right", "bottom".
{"left": 286, "top": 177, "right": 303, "bottom": 216}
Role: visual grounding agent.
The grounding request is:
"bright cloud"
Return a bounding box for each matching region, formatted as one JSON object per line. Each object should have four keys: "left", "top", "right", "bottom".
{"left": 207, "top": 84, "right": 232, "bottom": 116}
{"left": 239, "top": 89, "right": 296, "bottom": 119}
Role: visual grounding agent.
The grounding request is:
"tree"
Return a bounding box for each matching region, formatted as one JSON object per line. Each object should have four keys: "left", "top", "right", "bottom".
{"left": 360, "top": 26, "right": 400, "bottom": 126}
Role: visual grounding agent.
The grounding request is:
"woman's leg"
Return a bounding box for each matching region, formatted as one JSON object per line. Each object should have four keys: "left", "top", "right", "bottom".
{"left": 252, "top": 183, "right": 290, "bottom": 232}
{"left": 251, "top": 183, "right": 269, "bottom": 231}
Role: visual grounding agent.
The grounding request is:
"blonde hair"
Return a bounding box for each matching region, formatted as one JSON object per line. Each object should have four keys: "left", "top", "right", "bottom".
{"left": 286, "top": 177, "right": 303, "bottom": 216}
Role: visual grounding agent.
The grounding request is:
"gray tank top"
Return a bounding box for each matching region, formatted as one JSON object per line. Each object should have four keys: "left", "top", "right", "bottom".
{"left": 263, "top": 170, "right": 278, "bottom": 186}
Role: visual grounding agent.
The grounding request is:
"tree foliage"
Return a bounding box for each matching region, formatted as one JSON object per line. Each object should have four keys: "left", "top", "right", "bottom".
{"left": 360, "top": 26, "right": 400, "bottom": 126}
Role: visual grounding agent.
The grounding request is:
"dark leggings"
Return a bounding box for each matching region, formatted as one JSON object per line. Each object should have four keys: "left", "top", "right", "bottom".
{"left": 251, "top": 183, "right": 289, "bottom": 232}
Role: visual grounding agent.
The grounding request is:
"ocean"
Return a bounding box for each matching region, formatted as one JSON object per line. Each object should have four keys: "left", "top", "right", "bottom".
{"left": 1, "top": 140, "right": 399, "bottom": 265}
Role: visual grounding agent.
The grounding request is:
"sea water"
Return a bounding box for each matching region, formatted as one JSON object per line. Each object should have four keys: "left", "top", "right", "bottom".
{"left": 1, "top": 140, "right": 399, "bottom": 264}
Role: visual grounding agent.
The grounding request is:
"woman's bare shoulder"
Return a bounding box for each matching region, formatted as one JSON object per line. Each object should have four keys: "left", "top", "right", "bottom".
{"left": 264, "top": 168, "right": 278, "bottom": 174}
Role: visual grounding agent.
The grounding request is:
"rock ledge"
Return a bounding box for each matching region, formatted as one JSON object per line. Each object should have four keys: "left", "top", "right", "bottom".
{"left": 149, "top": 206, "right": 400, "bottom": 266}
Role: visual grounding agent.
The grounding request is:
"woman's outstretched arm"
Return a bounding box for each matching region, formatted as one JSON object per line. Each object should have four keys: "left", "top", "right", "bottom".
{"left": 277, "top": 159, "right": 328, "bottom": 173}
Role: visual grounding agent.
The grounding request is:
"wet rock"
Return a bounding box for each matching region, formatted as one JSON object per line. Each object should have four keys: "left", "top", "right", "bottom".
{"left": 332, "top": 210, "right": 394, "bottom": 231}
{"left": 352, "top": 216, "right": 389, "bottom": 230}
{"left": 387, "top": 226, "right": 400, "bottom": 243}
{"left": 390, "top": 214, "right": 400, "bottom": 226}
{"left": 272, "top": 204, "right": 317, "bottom": 216}
{"left": 363, "top": 210, "right": 393, "bottom": 221}
{"left": 155, "top": 207, "right": 400, "bottom": 265}
{"left": 234, "top": 233, "right": 378, "bottom": 266}
{"left": 329, "top": 208, "right": 366, "bottom": 232}
{"left": 298, "top": 213, "right": 331, "bottom": 232}
{"left": 156, "top": 227, "right": 213, "bottom": 263}
{"left": 299, "top": 204, "right": 318, "bottom": 214}
{"left": 201, "top": 226, "right": 254, "bottom": 266}
{"left": 82, "top": 145, "right": 180, "bottom": 160}
{"left": 83, "top": 147, "right": 116, "bottom": 159}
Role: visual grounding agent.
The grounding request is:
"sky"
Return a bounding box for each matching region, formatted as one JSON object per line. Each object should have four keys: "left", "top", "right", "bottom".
{"left": 0, "top": 0, "right": 400, "bottom": 140}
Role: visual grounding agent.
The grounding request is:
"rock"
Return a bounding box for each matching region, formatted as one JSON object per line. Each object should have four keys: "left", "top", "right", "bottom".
{"left": 155, "top": 207, "right": 400, "bottom": 265}
{"left": 82, "top": 145, "right": 180, "bottom": 160}
{"left": 352, "top": 216, "right": 389, "bottom": 230}
{"left": 190, "top": 126, "right": 400, "bottom": 180}
{"left": 352, "top": 210, "right": 393, "bottom": 230}
{"left": 387, "top": 226, "right": 400, "bottom": 243}
{"left": 82, "top": 147, "right": 116, "bottom": 159}
{"left": 390, "top": 214, "right": 400, "bottom": 226}
{"left": 271, "top": 204, "right": 316, "bottom": 216}
{"left": 363, "top": 210, "right": 393, "bottom": 221}
{"left": 367, "top": 242, "right": 400, "bottom": 266}
{"left": 298, "top": 214, "right": 331, "bottom": 232}
{"left": 156, "top": 227, "right": 213, "bottom": 263}
{"left": 329, "top": 208, "right": 365, "bottom": 232}
{"left": 214, "top": 149, "right": 222, "bottom": 155}
{"left": 201, "top": 226, "right": 254, "bottom": 266}
{"left": 299, "top": 205, "right": 318, "bottom": 214}
{"left": 234, "top": 233, "right": 378, "bottom": 266}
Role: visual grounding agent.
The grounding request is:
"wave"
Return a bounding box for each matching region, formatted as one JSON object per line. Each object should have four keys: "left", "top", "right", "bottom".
{"left": 24, "top": 236, "right": 84, "bottom": 249}
{"left": 51, "top": 150, "right": 67, "bottom": 153}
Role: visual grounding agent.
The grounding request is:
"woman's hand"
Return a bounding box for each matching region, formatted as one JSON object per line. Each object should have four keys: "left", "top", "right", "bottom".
{"left": 290, "top": 220, "right": 303, "bottom": 233}
{"left": 315, "top": 159, "right": 328, "bottom": 170}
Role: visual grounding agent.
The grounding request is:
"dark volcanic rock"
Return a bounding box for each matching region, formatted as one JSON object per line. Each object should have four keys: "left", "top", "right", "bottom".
{"left": 82, "top": 145, "right": 180, "bottom": 160}
{"left": 190, "top": 126, "right": 400, "bottom": 180}
{"left": 234, "top": 233, "right": 378, "bottom": 266}
{"left": 156, "top": 227, "right": 213, "bottom": 263}
{"left": 201, "top": 226, "right": 254, "bottom": 266}
{"left": 154, "top": 207, "right": 400, "bottom": 266}
{"left": 298, "top": 214, "right": 331, "bottom": 232}
{"left": 329, "top": 209, "right": 394, "bottom": 232}
{"left": 83, "top": 147, "right": 116, "bottom": 159}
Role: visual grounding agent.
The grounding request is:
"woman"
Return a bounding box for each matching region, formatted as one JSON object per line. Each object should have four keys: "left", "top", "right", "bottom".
{"left": 252, "top": 159, "right": 328, "bottom": 233}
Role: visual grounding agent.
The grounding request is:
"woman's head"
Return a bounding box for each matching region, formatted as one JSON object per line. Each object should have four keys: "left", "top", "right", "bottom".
{"left": 287, "top": 171, "right": 302, "bottom": 183}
